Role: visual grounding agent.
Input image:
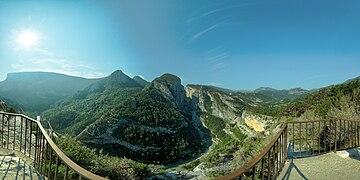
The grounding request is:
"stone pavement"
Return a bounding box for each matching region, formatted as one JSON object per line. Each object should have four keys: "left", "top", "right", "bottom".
{"left": 279, "top": 147, "right": 360, "bottom": 180}
{"left": 0, "top": 151, "right": 43, "bottom": 180}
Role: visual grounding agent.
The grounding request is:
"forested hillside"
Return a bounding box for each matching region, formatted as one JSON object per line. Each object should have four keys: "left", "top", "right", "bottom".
{"left": 0, "top": 72, "right": 102, "bottom": 113}
{"left": 42, "top": 70, "right": 145, "bottom": 135}
{"left": 281, "top": 78, "right": 360, "bottom": 120}
{"left": 77, "top": 74, "right": 206, "bottom": 164}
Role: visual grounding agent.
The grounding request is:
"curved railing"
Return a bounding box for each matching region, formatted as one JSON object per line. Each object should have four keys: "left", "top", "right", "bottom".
{"left": 3, "top": 111, "right": 358, "bottom": 180}
{"left": 217, "top": 119, "right": 360, "bottom": 180}
{"left": 0, "top": 112, "right": 108, "bottom": 180}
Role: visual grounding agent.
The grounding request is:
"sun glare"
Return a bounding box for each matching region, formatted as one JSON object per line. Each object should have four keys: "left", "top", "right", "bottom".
{"left": 16, "top": 30, "right": 39, "bottom": 48}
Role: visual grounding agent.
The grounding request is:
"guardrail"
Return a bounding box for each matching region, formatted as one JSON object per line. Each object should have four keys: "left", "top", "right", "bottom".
{"left": 217, "top": 119, "right": 360, "bottom": 180}
{"left": 288, "top": 119, "right": 360, "bottom": 158}
{"left": 0, "top": 112, "right": 108, "bottom": 180}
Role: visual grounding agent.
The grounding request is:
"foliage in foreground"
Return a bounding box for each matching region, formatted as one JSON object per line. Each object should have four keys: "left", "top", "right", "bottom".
{"left": 54, "top": 136, "right": 158, "bottom": 179}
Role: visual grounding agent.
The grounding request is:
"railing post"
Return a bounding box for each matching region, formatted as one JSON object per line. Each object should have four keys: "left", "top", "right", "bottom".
{"left": 284, "top": 124, "right": 288, "bottom": 161}
{"left": 334, "top": 119, "right": 337, "bottom": 153}
{"left": 1, "top": 113, "right": 3, "bottom": 148}
{"left": 13, "top": 115, "right": 16, "bottom": 150}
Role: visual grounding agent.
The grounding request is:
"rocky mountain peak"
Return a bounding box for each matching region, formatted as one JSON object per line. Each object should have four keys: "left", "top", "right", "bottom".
{"left": 152, "top": 73, "right": 187, "bottom": 110}
{"left": 105, "top": 70, "right": 140, "bottom": 87}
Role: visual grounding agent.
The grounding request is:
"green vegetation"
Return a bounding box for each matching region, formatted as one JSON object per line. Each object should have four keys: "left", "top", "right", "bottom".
{"left": 201, "top": 113, "right": 227, "bottom": 141}
{"left": 75, "top": 83, "right": 203, "bottom": 164}
{"left": 42, "top": 87, "right": 142, "bottom": 135}
{"left": 55, "top": 136, "right": 157, "bottom": 180}
{"left": 114, "top": 86, "right": 183, "bottom": 128}
{"left": 281, "top": 79, "right": 360, "bottom": 119}
{"left": 198, "top": 112, "right": 248, "bottom": 171}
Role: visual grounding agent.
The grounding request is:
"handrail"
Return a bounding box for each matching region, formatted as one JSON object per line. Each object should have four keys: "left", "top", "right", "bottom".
{"left": 2, "top": 111, "right": 358, "bottom": 180}
{"left": 217, "top": 123, "right": 288, "bottom": 180}
{"left": 0, "top": 111, "right": 108, "bottom": 180}
{"left": 218, "top": 118, "right": 360, "bottom": 179}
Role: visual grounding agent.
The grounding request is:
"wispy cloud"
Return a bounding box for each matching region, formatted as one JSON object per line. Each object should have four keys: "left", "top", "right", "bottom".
{"left": 209, "top": 52, "right": 230, "bottom": 63}
{"left": 204, "top": 48, "right": 230, "bottom": 71}
{"left": 198, "top": 3, "right": 263, "bottom": 18}
{"left": 212, "top": 62, "right": 227, "bottom": 70}
{"left": 210, "top": 82, "right": 222, "bottom": 86}
{"left": 191, "top": 24, "right": 218, "bottom": 41}
{"left": 12, "top": 58, "right": 106, "bottom": 78}
{"left": 187, "top": 2, "right": 264, "bottom": 24}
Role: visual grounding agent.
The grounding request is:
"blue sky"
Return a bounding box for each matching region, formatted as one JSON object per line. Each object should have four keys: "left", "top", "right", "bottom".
{"left": 1, "top": 0, "right": 360, "bottom": 90}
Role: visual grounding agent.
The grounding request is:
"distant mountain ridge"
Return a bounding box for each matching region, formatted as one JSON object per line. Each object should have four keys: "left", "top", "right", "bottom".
{"left": 0, "top": 72, "right": 102, "bottom": 113}
{"left": 252, "top": 86, "right": 309, "bottom": 100}
{"left": 133, "top": 76, "right": 150, "bottom": 87}
{"left": 281, "top": 76, "right": 360, "bottom": 118}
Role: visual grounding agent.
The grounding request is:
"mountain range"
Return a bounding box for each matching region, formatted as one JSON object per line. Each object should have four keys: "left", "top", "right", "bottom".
{"left": 1, "top": 70, "right": 359, "bottom": 178}
{"left": 0, "top": 72, "right": 102, "bottom": 113}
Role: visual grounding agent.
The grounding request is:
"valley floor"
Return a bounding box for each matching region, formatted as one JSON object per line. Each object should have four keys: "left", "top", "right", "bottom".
{"left": 279, "top": 147, "right": 360, "bottom": 180}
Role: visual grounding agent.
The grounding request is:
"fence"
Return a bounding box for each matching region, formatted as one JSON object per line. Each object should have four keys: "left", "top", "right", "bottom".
{"left": 0, "top": 112, "right": 108, "bottom": 180}
{"left": 217, "top": 119, "right": 360, "bottom": 180}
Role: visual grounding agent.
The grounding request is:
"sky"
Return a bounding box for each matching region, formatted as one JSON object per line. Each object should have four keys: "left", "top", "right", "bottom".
{"left": 1, "top": 0, "right": 360, "bottom": 90}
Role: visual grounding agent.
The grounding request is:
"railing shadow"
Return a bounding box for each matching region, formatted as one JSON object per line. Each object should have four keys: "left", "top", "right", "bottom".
{"left": 347, "top": 147, "right": 360, "bottom": 161}
{"left": 281, "top": 158, "right": 308, "bottom": 180}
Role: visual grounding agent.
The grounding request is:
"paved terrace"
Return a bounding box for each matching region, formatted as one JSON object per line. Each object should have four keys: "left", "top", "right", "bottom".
{"left": 0, "top": 148, "right": 43, "bottom": 180}
{"left": 279, "top": 147, "right": 360, "bottom": 180}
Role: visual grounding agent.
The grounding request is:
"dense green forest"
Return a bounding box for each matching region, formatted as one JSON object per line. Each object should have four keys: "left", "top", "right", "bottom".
{"left": 114, "top": 87, "right": 183, "bottom": 128}
{"left": 42, "top": 87, "right": 142, "bottom": 135}
{"left": 54, "top": 136, "right": 157, "bottom": 180}
{"left": 78, "top": 85, "right": 204, "bottom": 164}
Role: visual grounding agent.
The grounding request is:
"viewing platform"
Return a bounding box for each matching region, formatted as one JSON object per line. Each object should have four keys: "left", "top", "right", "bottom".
{"left": 0, "top": 148, "right": 43, "bottom": 179}
{"left": 217, "top": 119, "right": 360, "bottom": 180}
{"left": 0, "top": 112, "right": 108, "bottom": 180}
{"left": 1, "top": 111, "right": 359, "bottom": 179}
{"left": 279, "top": 148, "right": 360, "bottom": 179}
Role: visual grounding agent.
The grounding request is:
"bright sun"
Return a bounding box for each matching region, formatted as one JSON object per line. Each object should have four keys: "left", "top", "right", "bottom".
{"left": 16, "top": 30, "right": 39, "bottom": 48}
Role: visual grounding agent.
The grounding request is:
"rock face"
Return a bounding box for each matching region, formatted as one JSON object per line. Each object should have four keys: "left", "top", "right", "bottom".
{"left": 186, "top": 85, "right": 247, "bottom": 123}
{"left": 244, "top": 116, "right": 265, "bottom": 132}
{"left": 153, "top": 74, "right": 188, "bottom": 111}
{"left": 185, "top": 85, "right": 273, "bottom": 141}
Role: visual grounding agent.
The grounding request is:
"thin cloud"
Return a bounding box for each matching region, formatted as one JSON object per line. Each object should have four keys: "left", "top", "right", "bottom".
{"left": 209, "top": 52, "right": 230, "bottom": 63}
{"left": 210, "top": 82, "right": 222, "bottom": 86}
{"left": 12, "top": 58, "right": 105, "bottom": 79}
{"left": 212, "top": 62, "right": 227, "bottom": 70}
{"left": 191, "top": 24, "right": 218, "bottom": 41}
{"left": 199, "top": 3, "right": 264, "bottom": 18}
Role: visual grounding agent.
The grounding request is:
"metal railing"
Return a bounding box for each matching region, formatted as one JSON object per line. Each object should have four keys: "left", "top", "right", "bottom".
{"left": 0, "top": 112, "right": 108, "bottom": 180}
{"left": 217, "top": 119, "right": 360, "bottom": 180}
{"left": 288, "top": 119, "right": 360, "bottom": 158}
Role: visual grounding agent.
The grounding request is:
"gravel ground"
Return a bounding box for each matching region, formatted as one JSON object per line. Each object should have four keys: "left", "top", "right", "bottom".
{"left": 279, "top": 148, "right": 360, "bottom": 180}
